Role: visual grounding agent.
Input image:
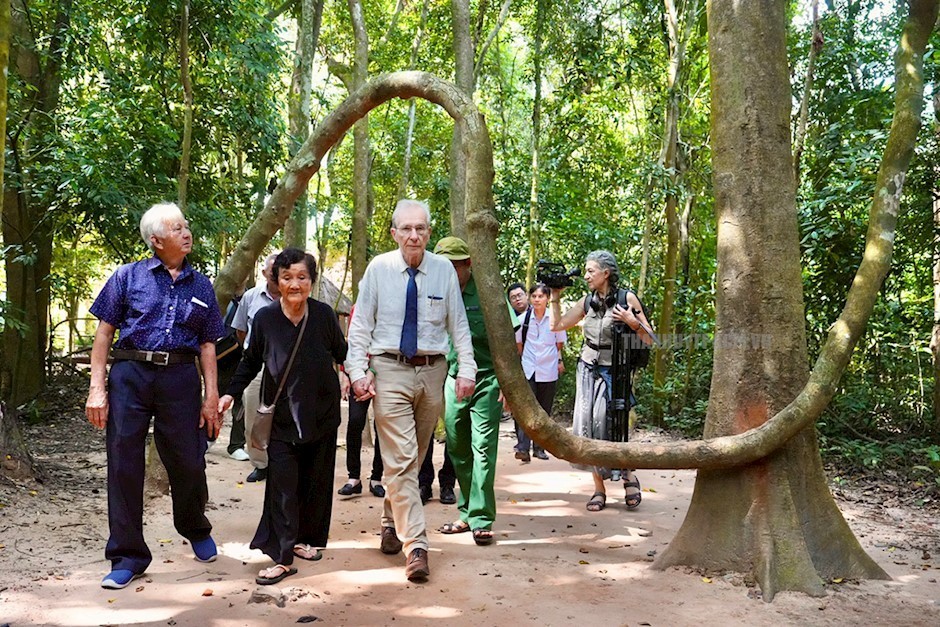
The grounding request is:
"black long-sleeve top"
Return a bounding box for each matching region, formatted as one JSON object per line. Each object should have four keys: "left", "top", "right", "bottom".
{"left": 226, "top": 298, "right": 347, "bottom": 443}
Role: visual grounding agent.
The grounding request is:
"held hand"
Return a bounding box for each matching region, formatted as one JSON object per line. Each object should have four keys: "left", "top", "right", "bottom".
{"left": 550, "top": 287, "right": 565, "bottom": 303}
{"left": 612, "top": 304, "right": 638, "bottom": 328}
{"left": 218, "top": 394, "right": 234, "bottom": 415}
{"left": 352, "top": 371, "right": 376, "bottom": 402}
{"left": 339, "top": 372, "right": 351, "bottom": 401}
{"left": 202, "top": 396, "right": 222, "bottom": 439}
{"left": 85, "top": 384, "right": 109, "bottom": 429}
{"left": 455, "top": 377, "right": 476, "bottom": 401}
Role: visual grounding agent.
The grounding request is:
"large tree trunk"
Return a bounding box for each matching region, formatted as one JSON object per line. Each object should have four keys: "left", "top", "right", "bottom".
{"left": 283, "top": 0, "right": 324, "bottom": 248}
{"left": 348, "top": 0, "right": 371, "bottom": 298}
{"left": 2, "top": 0, "right": 71, "bottom": 407}
{"left": 0, "top": 0, "right": 39, "bottom": 483}
{"left": 652, "top": 0, "right": 931, "bottom": 600}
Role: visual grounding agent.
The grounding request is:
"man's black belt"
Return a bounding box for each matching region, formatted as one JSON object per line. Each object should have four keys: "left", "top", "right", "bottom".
{"left": 111, "top": 349, "right": 197, "bottom": 366}
{"left": 376, "top": 353, "right": 443, "bottom": 367}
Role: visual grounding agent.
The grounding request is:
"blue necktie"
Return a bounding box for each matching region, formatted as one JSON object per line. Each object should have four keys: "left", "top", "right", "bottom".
{"left": 400, "top": 267, "right": 419, "bottom": 358}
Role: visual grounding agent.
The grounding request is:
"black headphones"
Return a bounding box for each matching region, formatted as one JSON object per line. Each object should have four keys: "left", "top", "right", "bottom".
{"left": 589, "top": 289, "right": 618, "bottom": 312}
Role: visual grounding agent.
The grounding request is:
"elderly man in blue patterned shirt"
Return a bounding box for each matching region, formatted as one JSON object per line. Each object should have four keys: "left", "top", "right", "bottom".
{"left": 85, "top": 202, "right": 225, "bottom": 590}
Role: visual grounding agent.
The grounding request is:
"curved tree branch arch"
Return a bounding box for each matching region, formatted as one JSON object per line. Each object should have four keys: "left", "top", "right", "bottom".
{"left": 214, "top": 4, "right": 935, "bottom": 475}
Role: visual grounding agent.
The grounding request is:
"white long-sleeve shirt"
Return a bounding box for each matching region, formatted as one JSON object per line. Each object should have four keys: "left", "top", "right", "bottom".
{"left": 344, "top": 249, "right": 476, "bottom": 383}
{"left": 515, "top": 308, "right": 567, "bottom": 382}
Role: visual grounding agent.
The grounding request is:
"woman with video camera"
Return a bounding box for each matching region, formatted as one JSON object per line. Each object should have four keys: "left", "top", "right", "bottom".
{"left": 550, "top": 250, "right": 653, "bottom": 512}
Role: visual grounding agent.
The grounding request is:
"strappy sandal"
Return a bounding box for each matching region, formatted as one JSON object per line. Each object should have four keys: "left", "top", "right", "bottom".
{"left": 586, "top": 491, "right": 607, "bottom": 512}
{"left": 472, "top": 528, "right": 495, "bottom": 545}
{"left": 293, "top": 543, "right": 322, "bottom": 561}
{"left": 624, "top": 478, "right": 642, "bottom": 510}
{"left": 256, "top": 564, "right": 297, "bottom": 585}
{"left": 439, "top": 520, "right": 471, "bottom": 534}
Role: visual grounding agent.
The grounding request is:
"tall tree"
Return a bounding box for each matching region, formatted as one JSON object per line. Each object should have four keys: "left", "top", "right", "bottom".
{"left": 2, "top": 0, "right": 72, "bottom": 407}
{"left": 524, "top": 0, "right": 545, "bottom": 288}
{"left": 651, "top": 0, "right": 700, "bottom": 426}
{"left": 177, "top": 0, "right": 193, "bottom": 211}
{"left": 283, "top": 0, "right": 325, "bottom": 248}
{"left": 652, "top": 0, "right": 936, "bottom": 599}
{"left": 348, "top": 0, "right": 372, "bottom": 297}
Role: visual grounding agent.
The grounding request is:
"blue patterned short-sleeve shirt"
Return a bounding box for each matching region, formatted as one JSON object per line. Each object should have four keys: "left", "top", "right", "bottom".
{"left": 90, "top": 256, "right": 225, "bottom": 353}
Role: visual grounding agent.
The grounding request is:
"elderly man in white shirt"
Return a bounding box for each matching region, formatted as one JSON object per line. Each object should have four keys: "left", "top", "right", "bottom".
{"left": 345, "top": 199, "right": 476, "bottom": 583}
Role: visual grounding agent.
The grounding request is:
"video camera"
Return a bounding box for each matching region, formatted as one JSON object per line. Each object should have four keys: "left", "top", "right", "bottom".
{"left": 536, "top": 260, "right": 580, "bottom": 289}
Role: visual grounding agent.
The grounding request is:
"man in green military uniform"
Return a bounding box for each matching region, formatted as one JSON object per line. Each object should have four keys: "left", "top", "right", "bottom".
{"left": 434, "top": 236, "right": 519, "bottom": 546}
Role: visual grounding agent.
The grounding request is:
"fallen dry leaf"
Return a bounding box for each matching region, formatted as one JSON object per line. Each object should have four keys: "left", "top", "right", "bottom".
{"left": 135, "top": 586, "right": 145, "bottom": 592}
{"left": 578, "top": 560, "right": 589, "bottom": 565}
{"left": 701, "top": 577, "right": 712, "bottom": 583}
{"left": 202, "top": 589, "right": 214, "bottom": 597}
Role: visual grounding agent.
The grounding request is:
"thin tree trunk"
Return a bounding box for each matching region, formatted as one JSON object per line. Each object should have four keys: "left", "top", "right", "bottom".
{"left": 449, "top": 0, "right": 476, "bottom": 239}
{"left": 931, "top": 90, "right": 940, "bottom": 438}
{"left": 177, "top": 0, "right": 192, "bottom": 211}
{"left": 637, "top": 183, "right": 653, "bottom": 299}
{"left": 397, "top": 0, "right": 431, "bottom": 199}
{"left": 793, "top": 0, "right": 822, "bottom": 190}
{"left": 651, "top": 0, "right": 696, "bottom": 427}
{"left": 524, "top": 0, "right": 544, "bottom": 289}
{"left": 284, "top": 0, "right": 324, "bottom": 247}
{"left": 348, "top": 0, "right": 371, "bottom": 298}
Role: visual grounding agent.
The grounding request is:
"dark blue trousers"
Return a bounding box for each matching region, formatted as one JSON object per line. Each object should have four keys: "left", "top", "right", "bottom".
{"left": 105, "top": 360, "right": 211, "bottom": 574}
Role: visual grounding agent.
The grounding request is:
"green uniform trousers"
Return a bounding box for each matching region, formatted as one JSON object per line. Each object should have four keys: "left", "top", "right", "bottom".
{"left": 443, "top": 372, "right": 502, "bottom": 531}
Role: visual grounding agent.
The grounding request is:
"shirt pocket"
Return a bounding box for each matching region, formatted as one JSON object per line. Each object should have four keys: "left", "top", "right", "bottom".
{"left": 179, "top": 296, "right": 210, "bottom": 333}
{"left": 425, "top": 295, "right": 446, "bottom": 326}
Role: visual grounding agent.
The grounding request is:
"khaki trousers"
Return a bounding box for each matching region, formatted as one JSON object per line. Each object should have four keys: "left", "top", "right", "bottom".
{"left": 371, "top": 357, "right": 447, "bottom": 555}
{"left": 242, "top": 369, "right": 269, "bottom": 469}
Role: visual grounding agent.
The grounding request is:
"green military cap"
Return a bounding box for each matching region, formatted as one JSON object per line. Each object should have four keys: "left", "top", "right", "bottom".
{"left": 434, "top": 236, "right": 470, "bottom": 261}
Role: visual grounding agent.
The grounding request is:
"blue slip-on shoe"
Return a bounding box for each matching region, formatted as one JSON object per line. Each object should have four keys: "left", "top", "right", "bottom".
{"left": 192, "top": 536, "right": 218, "bottom": 563}
{"left": 101, "top": 569, "right": 143, "bottom": 589}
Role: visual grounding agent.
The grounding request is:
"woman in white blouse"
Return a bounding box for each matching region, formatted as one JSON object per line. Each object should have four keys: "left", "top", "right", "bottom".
{"left": 514, "top": 284, "right": 567, "bottom": 462}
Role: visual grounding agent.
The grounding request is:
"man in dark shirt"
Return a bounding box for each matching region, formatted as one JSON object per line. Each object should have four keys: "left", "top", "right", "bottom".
{"left": 85, "top": 202, "right": 225, "bottom": 590}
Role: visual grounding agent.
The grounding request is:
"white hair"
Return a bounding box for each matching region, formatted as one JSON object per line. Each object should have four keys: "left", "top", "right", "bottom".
{"left": 140, "top": 203, "right": 185, "bottom": 251}
{"left": 391, "top": 199, "right": 431, "bottom": 228}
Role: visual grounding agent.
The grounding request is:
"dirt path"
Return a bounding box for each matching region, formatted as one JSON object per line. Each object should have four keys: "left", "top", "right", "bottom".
{"left": 1, "top": 409, "right": 939, "bottom": 626}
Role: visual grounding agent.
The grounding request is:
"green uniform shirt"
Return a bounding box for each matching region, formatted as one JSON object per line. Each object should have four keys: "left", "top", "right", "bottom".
{"left": 447, "top": 275, "right": 519, "bottom": 378}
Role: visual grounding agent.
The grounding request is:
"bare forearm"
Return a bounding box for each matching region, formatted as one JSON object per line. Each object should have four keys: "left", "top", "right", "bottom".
{"left": 199, "top": 342, "right": 219, "bottom": 399}
{"left": 89, "top": 322, "right": 116, "bottom": 388}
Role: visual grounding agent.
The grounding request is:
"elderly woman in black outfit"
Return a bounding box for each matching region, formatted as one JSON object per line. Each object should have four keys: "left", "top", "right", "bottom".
{"left": 219, "top": 248, "right": 347, "bottom": 585}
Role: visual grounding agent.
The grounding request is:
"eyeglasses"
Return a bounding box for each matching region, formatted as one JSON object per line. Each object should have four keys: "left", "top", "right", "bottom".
{"left": 396, "top": 225, "right": 428, "bottom": 235}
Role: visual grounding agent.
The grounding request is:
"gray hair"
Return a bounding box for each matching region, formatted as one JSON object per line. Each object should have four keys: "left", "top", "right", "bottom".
{"left": 140, "top": 202, "right": 185, "bottom": 251}
{"left": 586, "top": 250, "right": 620, "bottom": 287}
{"left": 391, "top": 199, "right": 431, "bottom": 229}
